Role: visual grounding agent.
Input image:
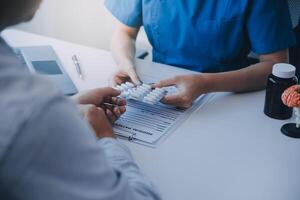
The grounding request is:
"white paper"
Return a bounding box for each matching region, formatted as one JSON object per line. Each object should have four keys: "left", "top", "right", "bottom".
{"left": 113, "top": 73, "right": 214, "bottom": 147}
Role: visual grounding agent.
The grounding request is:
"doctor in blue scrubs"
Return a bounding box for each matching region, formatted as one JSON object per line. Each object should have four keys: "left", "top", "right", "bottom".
{"left": 105, "top": 0, "right": 296, "bottom": 108}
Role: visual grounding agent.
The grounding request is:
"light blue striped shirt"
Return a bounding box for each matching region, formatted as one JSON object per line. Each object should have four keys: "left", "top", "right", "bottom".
{"left": 0, "top": 36, "right": 160, "bottom": 200}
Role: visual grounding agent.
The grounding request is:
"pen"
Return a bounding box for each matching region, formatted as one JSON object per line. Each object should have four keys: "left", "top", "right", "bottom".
{"left": 103, "top": 102, "right": 117, "bottom": 110}
{"left": 72, "top": 54, "right": 83, "bottom": 79}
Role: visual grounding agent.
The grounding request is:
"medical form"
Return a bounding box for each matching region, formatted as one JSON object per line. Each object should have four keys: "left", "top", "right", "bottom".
{"left": 113, "top": 74, "right": 214, "bottom": 147}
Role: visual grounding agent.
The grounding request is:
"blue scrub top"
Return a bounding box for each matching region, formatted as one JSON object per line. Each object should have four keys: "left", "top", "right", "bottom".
{"left": 105, "top": 0, "right": 296, "bottom": 73}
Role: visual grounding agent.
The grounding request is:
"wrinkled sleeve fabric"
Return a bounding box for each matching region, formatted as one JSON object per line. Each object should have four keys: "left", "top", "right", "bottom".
{"left": 246, "top": 0, "right": 296, "bottom": 54}
{"left": 105, "top": 0, "right": 143, "bottom": 27}
{"left": 1, "top": 96, "right": 160, "bottom": 200}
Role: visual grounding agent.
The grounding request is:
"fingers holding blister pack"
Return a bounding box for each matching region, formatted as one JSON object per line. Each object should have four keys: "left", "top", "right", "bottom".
{"left": 115, "top": 82, "right": 167, "bottom": 105}
{"left": 143, "top": 88, "right": 167, "bottom": 104}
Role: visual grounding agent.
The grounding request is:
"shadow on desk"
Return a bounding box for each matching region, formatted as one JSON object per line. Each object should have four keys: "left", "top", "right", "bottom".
{"left": 207, "top": 91, "right": 265, "bottom": 116}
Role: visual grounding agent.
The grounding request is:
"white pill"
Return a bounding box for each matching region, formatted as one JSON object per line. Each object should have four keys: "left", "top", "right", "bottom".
{"left": 145, "top": 96, "right": 158, "bottom": 101}
{"left": 120, "top": 93, "right": 127, "bottom": 98}
{"left": 151, "top": 90, "right": 163, "bottom": 95}
{"left": 151, "top": 91, "right": 162, "bottom": 95}
{"left": 116, "top": 85, "right": 122, "bottom": 91}
{"left": 123, "top": 91, "right": 130, "bottom": 97}
{"left": 129, "top": 88, "right": 137, "bottom": 92}
{"left": 154, "top": 92, "right": 165, "bottom": 99}
{"left": 142, "top": 84, "right": 152, "bottom": 90}
{"left": 156, "top": 91, "right": 165, "bottom": 96}
{"left": 146, "top": 93, "right": 159, "bottom": 98}
{"left": 120, "top": 84, "right": 129, "bottom": 90}
{"left": 135, "top": 92, "right": 145, "bottom": 97}
{"left": 136, "top": 86, "right": 145, "bottom": 91}
{"left": 150, "top": 99, "right": 159, "bottom": 104}
{"left": 139, "top": 89, "right": 150, "bottom": 95}
{"left": 125, "top": 82, "right": 135, "bottom": 88}
{"left": 131, "top": 94, "right": 141, "bottom": 99}
{"left": 153, "top": 94, "right": 164, "bottom": 101}
{"left": 154, "top": 96, "right": 163, "bottom": 101}
{"left": 135, "top": 88, "right": 143, "bottom": 92}
{"left": 143, "top": 99, "right": 155, "bottom": 104}
{"left": 126, "top": 89, "right": 134, "bottom": 96}
{"left": 143, "top": 100, "right": 153, "bottom": 104}
{"left": 131, "top": 88, "right": 139, "bottom": 93}
{"left": 142, "top": 88, "right": 150, "bottom": 93}
{"left": 139, "top": 87, "right": 149, "bottom": 92}
{"left": 143, "top": 96, "right": 152, "bottom": 100}
{"left": 138, "top": 93, "right": 147, "bottom": 98}
{"left": 152, "top": 96, "right": 162, "bottom": 101}
{"left": 158, "top": 95, "right": 165, "bottom": 100}
{"left": 153, "top": 88, "right": 165, "bottom": 93}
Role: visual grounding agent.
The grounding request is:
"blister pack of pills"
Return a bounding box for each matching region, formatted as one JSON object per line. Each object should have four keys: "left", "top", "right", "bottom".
{"left": 116, "top": 82, "right": 167, "bottom": 105}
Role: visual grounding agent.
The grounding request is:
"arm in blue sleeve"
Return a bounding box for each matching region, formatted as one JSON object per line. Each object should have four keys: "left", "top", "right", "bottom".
{"left": 99, "top": 138, "right": 161, "bottom": 199}
{"left": 104, "top": 0, "right": 143, "bottom": 27}
{"left": 247, "top": 0, "right": 296, "bottom": 54}
{"left": 5, "top": 97, "right": 160, "bottom": 200}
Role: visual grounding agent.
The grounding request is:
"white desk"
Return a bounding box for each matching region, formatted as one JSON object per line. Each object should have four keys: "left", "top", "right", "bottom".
{"left": 3, "top": 29, "right": 300, "bottom": 200}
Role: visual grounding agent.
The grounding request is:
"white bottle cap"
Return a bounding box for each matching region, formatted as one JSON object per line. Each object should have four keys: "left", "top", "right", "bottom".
{"left": 272, "top": 63, "right": 296, "bottom": 79}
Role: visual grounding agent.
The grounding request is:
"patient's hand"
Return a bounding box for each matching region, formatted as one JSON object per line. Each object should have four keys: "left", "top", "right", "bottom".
{"left": 73, "top": 87, "right": 126, "bottom": 138}
{"left": 78, "top": 105, "right": 115, "bottom": 138}
{"left": 73, "top": 87, "right": 126, "bottom": 120}
{"left": 74, "top": 87, "right": 124, "bottom": 106}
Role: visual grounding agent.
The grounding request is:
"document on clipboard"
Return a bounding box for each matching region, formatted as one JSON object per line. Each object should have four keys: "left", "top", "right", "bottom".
{"left": 113, "top": 74, "right": 214, "bottom": 147}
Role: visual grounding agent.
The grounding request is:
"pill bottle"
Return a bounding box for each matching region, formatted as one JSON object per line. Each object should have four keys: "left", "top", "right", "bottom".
{"left": 264, "top": 63, "right": 298, "bottom": 119}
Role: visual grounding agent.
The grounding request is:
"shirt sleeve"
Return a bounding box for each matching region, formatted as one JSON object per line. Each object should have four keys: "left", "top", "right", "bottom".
{"left": 2, "top": 96, "right": 160, "bottom": 200}
{"left": 104, "top": 0, "right": 143, "bottom": 27}
{"left": 246, "top": 0, "right": 296, "bottom": 54}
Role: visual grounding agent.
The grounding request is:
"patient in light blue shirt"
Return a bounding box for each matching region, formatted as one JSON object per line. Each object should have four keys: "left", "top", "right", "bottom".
{"left": 0, "top": 1, "right": 160, "bottom": 200}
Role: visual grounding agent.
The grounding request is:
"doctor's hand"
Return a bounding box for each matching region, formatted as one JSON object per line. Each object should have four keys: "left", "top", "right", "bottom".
{"left": 154, "top": 74, "right": 208, "bottom": 108}
{"left": 110, "top": 66, "right": 141, "bottom": 86}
